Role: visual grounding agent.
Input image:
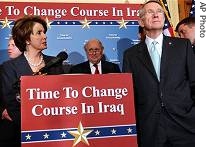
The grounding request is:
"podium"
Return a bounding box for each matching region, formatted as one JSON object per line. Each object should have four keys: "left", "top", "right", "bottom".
{"left": 21, "top": 74, "right": 138, "bottom": 147}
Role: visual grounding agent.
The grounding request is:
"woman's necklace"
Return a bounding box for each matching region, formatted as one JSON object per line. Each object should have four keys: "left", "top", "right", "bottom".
{"left": 24, "top": 52, "right": 44, "bottom": 67}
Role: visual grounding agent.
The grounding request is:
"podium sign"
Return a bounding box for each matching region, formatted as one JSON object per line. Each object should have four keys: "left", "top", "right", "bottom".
{"left": 21, "top": 74, "right": 138, "bottom": 147}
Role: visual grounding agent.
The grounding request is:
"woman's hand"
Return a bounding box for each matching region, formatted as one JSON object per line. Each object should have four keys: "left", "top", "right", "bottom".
{"left": 1, "top": 109, "right": 13, "bottom": 121}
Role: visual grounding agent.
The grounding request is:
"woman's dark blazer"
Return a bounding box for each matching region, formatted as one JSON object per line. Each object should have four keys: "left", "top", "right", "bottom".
{"left": 1, "top": 53, "right": 64, "bottom": 125}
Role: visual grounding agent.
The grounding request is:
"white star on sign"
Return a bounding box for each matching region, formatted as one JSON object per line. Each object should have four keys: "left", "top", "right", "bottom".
{"left": 95, "top": 130, "right": 100, "bottom": 135}
{"left": 61, "top": 132, "right": 67, "bottom": 138}
{"left": 127, "top": 128, "right": 133, "bottom": 133}
{"left": 25, "top": 134, "right": 31, "bottom": 140}
{"left": 43, "top": 133, "right": 49, "bottom": 139}
{"left": 111, "top": 128, "right": 117, "bottom": 134}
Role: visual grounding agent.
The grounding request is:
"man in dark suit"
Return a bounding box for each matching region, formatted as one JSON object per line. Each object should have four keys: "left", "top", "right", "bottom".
{"left": 0, "top": 63, "right": 19, "bottom": 147}
{"left": 0, "top": 37, "right": 21, "bottom": 146}
{"left": 175, "top": 17, "right": 195, "bottom": 53}
{"left": 70, "top": 39, "right": 121, "bottom": 74}
{"left": 123, "top": 1, "right": 195, "bottom": 147}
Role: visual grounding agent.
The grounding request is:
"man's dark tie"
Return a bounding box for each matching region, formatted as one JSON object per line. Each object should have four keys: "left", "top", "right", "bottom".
{"left": 93, "top": 64, "right": 100, "bottom": 74}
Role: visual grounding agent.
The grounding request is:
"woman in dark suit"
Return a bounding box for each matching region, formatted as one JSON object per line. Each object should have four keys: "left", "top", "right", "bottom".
{"left": 0, "top": 15, "right": 64, "bottom": 147}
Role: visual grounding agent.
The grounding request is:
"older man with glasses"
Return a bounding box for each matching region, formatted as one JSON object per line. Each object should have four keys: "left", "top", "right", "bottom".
{"left": 123, "top": 0, "right": 195, "bottom": 147}
{"left": 69, "top": 38, "right": 121, "bottom": 74}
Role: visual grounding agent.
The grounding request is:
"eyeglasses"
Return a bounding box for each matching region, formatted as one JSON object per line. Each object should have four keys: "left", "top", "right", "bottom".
{"left": 145, "top": 9, "right": 164, "bottom": 16}
{"left": 87, "top": 48, "right": 102, "bottom": 54}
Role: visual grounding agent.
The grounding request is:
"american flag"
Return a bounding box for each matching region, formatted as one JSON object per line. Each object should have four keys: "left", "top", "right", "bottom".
{"left": 189, "top": 0, "right": 195, "bottom": 17}
{"left": 159, "top": 0, "right": 175, "bottom": 37}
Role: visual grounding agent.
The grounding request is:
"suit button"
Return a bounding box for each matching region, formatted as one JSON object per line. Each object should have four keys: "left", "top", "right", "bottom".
{"left": 160, "top": 92, "right": 163, "bottom": 98}
{"left": 161, "top": 102, "right": 165, "bottom": 107}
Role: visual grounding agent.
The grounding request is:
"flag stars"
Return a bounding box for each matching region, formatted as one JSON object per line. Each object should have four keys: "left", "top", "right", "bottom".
{"left": 80, "top": 17, "right": 91, "bottom": 29}
{"left": 127, "top": 128, "right": 133, "bottom": 133}
{"left": 61, "top": 132, "right": 67, "bottom": 138}
{"left": 25, "top": 134, "right": 31, "bottom": 140}
{"left": 14, "top": 20, "right": 139, "bottom": 27}
{"left": 22, "top": 125, "right": 136, "bottom": 143}
{"left": 68, "top": 122, "right": 93, "bottom": 146}
{"left": 117, "top": 17, "right": 129, "bottom": 29}
{"left": 0, "top": 17, "right": 13, "bottom": 29}
{"left": 45, "top": 17, "right": 53, "bottom": 29}
{"left": 189, "top": 0, "right": 195, "bottom": 17}
{"left": 43, "top": 133, "right": 50, "bottom": 139}
{"left": 111, "top": 128, "right": 117, "bottom": 134}
{"left": 95, "top": 130, "right": 100, "bottom": 135}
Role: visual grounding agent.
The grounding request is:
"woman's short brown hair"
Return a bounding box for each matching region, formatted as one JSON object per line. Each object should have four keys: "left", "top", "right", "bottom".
{"left": 12, "top": 15, "right": 47, "bottom": 52}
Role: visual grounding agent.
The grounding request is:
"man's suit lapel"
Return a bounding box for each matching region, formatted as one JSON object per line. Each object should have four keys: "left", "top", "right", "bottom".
{"left": 137, "top": 42, "right": 157, "bottom": 79}
{"left": 137, "top": 36, "right": 174, "bottom": 81}
{"left": 101, "top": 61, "right": 106, "bottom": 74}
{"left": 160, "top": 36, "right": 173, "bottom": 80}
{"left": 84, "top": 61, "right": 92, "bottom": 74}
{"left": 101, "top": 61, "right": 109, "bottom": 74}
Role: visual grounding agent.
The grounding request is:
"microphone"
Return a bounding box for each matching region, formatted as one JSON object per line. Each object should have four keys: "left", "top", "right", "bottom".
{"left": 35, "top": 51, "right": 68, "bottom": 75}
